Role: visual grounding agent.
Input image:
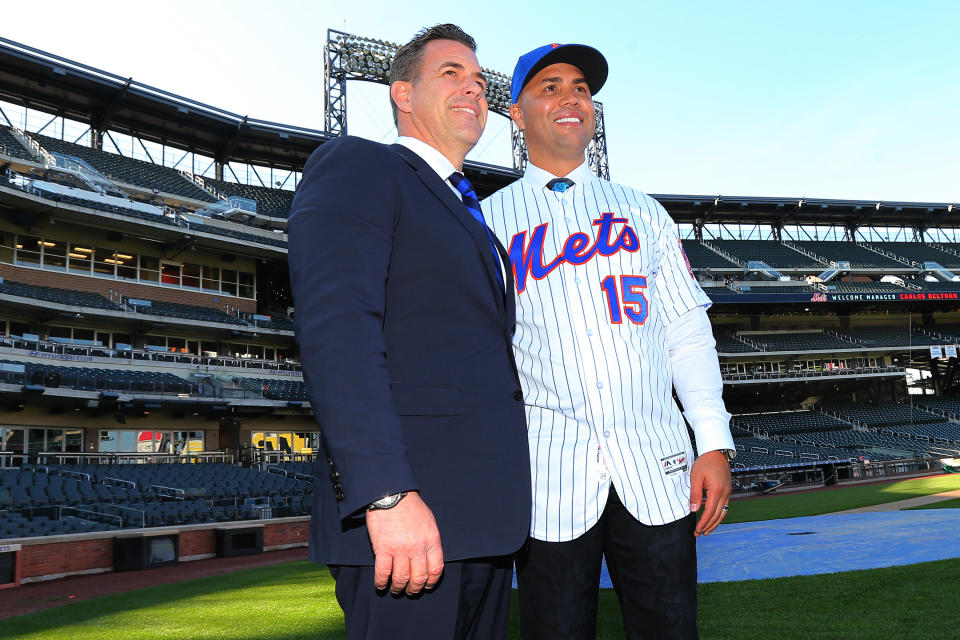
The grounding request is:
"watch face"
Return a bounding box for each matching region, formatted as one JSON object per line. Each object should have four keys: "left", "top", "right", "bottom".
{"left": 370, "top": 492, "right": 406, "bottom": 510}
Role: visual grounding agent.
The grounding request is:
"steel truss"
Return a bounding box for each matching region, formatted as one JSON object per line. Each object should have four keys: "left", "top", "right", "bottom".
{"left": 324, "top": 29, "right": 610, "bottom": 178}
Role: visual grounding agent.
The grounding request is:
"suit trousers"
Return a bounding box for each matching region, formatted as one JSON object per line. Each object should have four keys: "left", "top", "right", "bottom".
{"left": 515, "top": 488, "right": 698, "bottom": 640}
{"left": 330, "top": 555, "right": 514, "bottom": 640}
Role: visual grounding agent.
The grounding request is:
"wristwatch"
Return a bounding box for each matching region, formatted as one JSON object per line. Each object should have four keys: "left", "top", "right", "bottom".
{"left": 368, "top": 491, "right": 408, "bottom": 511}
{"left": 719, "top": 449, "right": 736, "bottom": 461}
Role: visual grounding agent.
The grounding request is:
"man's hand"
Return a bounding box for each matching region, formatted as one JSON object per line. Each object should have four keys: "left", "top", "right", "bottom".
{"left": 689, "top": 450, "right": 731, "bottom": 537}
{"left": 366, "top": 492, "right": 444, "bottom": 595}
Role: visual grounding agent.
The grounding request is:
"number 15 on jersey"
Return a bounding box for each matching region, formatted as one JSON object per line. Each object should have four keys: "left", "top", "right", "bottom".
{"left": 600, "top": 275, "right": 648, "bottom": 324}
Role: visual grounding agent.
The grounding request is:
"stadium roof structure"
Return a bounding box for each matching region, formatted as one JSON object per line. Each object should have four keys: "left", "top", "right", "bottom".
{"left": 0, "top": 36, "right": 956, "bottom": 218}
{"left": 0, "top": 37, "right": 332, "bottom": 171}
{"left": 654, "top": 194, "right": 960, "bottom": 230}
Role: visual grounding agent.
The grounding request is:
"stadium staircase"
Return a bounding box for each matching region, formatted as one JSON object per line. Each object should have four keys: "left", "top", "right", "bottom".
{"left": 48, "top": 152, "right": 127, "bottom": 198}
{"left": 920, "top": 262, "right": 959, "bottom": 282}
{"left": 815, "top": 261, "right": 850, "bottom": 283}
{"left": 746, "top": 260, "right": 787, "bottom": 281}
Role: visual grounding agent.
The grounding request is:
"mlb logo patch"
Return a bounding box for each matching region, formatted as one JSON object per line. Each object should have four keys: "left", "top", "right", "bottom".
{"left": 661, "top": 452, "right": 688, "bottom": 476}
{"left": 679, "top": 239, "right": 695, "bottom": 279}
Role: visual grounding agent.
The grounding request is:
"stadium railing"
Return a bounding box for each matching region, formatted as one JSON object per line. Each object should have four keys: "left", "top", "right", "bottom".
{"left": 36, "top": 451, "right": 235, "bottom": 465}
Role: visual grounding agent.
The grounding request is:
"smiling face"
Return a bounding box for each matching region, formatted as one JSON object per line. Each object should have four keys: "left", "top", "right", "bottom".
{"left": 391, "top": 39, "right": 488, "bottom": 169}
{"left": 511, "top": 62, "right": 596, "bottom": 176}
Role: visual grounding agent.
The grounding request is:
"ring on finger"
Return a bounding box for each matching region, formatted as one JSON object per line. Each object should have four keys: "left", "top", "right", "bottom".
{"left": 721, "top": 504, "right": 729, "bottom": 512}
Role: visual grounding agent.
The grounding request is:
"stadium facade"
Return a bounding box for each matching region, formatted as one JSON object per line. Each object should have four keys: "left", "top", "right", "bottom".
{"left": 0, "top": 33, "right": 958, "bottom": 582}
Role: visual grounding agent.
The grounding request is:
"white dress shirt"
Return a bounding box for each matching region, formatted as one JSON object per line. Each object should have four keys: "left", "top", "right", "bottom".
{"left": 482, "top": 160, "right": 733, "bottom": 542}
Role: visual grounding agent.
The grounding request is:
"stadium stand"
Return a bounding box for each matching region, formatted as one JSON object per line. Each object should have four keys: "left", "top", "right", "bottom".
{"left": 823, "top": 403, "right": 943, "bottom": 427}
{"left": 881, "top": 422, "right": 960, "bottom": 443}
{"left": 0, "top": 124, "right": 37, "bottom": 161}
{"left": 124, "top": 298, "right": 246, "bottom": 325}
{"left": 203, "top": 177, "right": 295, "bottom": 218}
{"left": 794, "top": 429, "right": 959, "bottom": 457}
{"left": 0, "top": 462, "right": 314, "bottom": 538}
{"left": 241, "top": 311, "right": 296, "bottom": 331}
{"left": 848, "top": 327, "right": 953, "bottom": 347}
{"left": 710, "top": 240, "right": 823, "bottom": 268}
{"left": 681, "top": 240, "right": 740, "bottom": 268}
{"left": 32, "top": 133, "right": 217, "bottom": 202}
{"left": 915, "top": 398, "right": 960, "bottom": 418}
{"left": 905, "top": 281, "right": 960, "bottom": 291}
{"left": 740, "top": 331, "right": 859, "bottom": 352}
{"left": 825, "top": 282, "right": 906, "bottom": 293}
{"left": 0, "top": 360, "right": 196, "bottom": 393}
{"left": 730, "top": 284, "right": 820, "bottom": 294}
{"left": 237, "top": 377, "right": 309, "bottom": 401}
{"left": 733, "top": 411, "right": 851, "bottom": 434}
{"left": 1, "top": 172, "right": 288, "bottom": 248}
{"left": 0, "top": 278, "right": 123, "bottom": 310}
{"left": 866, "top": 242, "right": 960, "bottom": 269}
{"left": 792, "top": 242, "right": 907, "bottom": 268}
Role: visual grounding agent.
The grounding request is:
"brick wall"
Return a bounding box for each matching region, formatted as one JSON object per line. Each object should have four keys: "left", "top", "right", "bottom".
{"left": 17, "top": 518, "right": 309, "bottom": 584}
{"left": 21, "top": 538, "right": 113, "bottom": 579}
{"left": 179, "top": 529, "right": 216, "bottom": 558}
{"left": 264, "top": 520, "right": 309, "bottom": 549}
{"left": 0, "top": 263, "right": 256, "bottom": 313}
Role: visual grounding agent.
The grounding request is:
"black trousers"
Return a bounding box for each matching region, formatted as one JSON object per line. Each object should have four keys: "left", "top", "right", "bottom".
{"left": 330, "top": 555, "right": 513, "bottom": 640}
{"left": 516, "top": 488, "right": 698, "bottom": 640}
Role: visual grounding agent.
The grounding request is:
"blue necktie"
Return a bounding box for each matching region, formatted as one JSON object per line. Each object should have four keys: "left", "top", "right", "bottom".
{"left": 448, "top": 172, "right": 505, "bottom": 289}
{"left": 546, "top": 178, "right": 575, "bottom": 193}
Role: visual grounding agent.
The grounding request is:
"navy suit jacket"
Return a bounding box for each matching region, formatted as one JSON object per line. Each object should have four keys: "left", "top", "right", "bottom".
{"left": 288, "top": 136, "right": 531, "bottom": 565}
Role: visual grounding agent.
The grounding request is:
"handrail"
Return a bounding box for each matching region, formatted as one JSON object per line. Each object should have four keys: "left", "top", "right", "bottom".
{"left": 152, "top": 484, "right": 185, "bottom": 500}
{"left": 0, "top": 452, "right": 28, "bottom": 469}
{"left": 103, "top": 476, "right": 137, "bottom": 489}
{"left": 59, "top": 506, "right": 122, "bottom": 527}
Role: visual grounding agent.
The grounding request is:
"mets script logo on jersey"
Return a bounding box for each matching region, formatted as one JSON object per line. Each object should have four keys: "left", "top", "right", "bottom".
{"left": 508, "top": 212, "right": 639, "bottom": 293}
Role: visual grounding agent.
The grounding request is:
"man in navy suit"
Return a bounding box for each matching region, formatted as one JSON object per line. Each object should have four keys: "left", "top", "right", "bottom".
{"left": 287, "top": 24, "right": 530, "bottom": 640}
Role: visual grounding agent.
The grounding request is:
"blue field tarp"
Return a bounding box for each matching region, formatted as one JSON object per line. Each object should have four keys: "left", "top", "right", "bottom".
{"left": 512, "top": 509, "right": 960, "bottom": 588}
{"left": 695, "top": 509, "right": 960, "bottom": 583}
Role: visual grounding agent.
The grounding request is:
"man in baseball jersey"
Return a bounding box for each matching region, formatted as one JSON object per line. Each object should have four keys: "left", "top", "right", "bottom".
{"left": 288, "top": 25, "right": 530, "bottom": 639}
{"left": 482, "top": 43, "right": 736, "bottom": 639}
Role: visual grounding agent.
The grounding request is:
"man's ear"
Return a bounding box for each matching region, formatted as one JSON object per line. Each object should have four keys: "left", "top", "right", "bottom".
{"left": 509, "top": 103, "right": 525, "bottom": 130}
{"left": 391, "top": 81, "right": 413, "bottom": 116}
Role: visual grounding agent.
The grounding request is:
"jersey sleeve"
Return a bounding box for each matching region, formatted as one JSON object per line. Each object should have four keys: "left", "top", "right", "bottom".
{"left": 649, "top": 198, "right": 711, "bottom": 324}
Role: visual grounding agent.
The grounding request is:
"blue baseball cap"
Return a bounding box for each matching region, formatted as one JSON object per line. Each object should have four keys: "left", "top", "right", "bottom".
{"left": 510, "top": 43, "right": 608, "bottom": 104}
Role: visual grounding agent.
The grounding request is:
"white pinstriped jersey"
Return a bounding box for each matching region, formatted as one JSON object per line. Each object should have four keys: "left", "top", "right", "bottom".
{"left": 482, "top": 161, "right": 732, "bottom": 542}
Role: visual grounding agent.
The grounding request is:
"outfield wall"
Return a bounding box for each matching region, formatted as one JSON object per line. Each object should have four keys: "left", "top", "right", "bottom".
{"left": 8, "top": 516, "right": 309, "bottom": 584}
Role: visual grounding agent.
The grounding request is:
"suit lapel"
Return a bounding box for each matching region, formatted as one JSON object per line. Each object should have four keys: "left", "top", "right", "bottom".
{"left": 390, "top": 144, "right": 507, "bottom": 315}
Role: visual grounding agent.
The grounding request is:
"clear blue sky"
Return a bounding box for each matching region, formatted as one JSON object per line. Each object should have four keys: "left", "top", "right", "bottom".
{"left": 7, "top": 0, "right": 959, "bottom": 202}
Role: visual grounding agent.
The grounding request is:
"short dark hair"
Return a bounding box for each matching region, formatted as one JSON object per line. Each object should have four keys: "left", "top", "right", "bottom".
{"left": 389, "top": 24, "right": 477, "bottom": 125}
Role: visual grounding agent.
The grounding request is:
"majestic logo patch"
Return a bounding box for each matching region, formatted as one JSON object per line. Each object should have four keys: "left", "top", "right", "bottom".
{"left": 661, "top": 452, "right": 688, "bottom": 476}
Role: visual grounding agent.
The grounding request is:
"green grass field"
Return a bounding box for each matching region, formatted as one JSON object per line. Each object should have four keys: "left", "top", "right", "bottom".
{"left": 723, "top": 473, "right": 960, "bottom": 523}
{"left": 3, "top": 474, "right": 959, "bottom": 640}
{"left": 905, "top": 497, "right": 960, "bottom": 510}
{"left": 4, "top": 559, "right": 959, "bottom": 640}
